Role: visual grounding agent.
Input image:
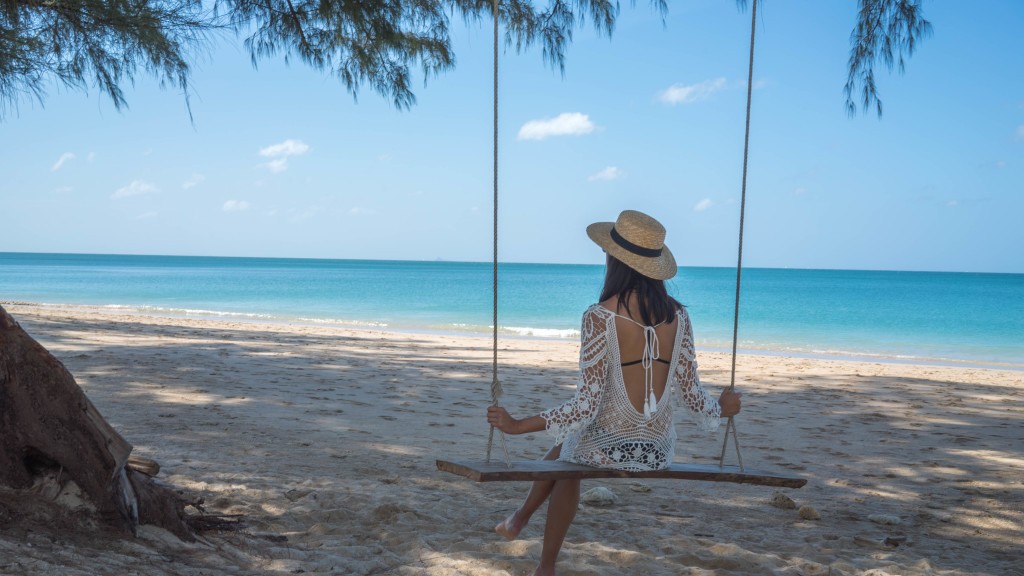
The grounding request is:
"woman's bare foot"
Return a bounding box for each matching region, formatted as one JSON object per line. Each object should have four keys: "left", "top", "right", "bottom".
{"left": 495, "top": 511, "right": 527, "bottom": 541}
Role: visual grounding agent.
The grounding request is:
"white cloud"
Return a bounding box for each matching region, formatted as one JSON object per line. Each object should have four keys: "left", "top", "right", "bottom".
{"left": 694, "top": 198, "right": 714, "bottom": 211}
{"left": 517, "top": 113, "right": 595, "bottom": 141}
{"left": 51, "top": 153, "right": 75, "bottom": 171}
{"left": 267, "top": 158, "right": 289, "bottom": 173}
{"left": 1016, "top": 125, "right": 1024, "bottom": 139}
{"left": 87, "top": 152, "right": 96, "bottom": 163}
{"left": 54, "top": 186, "right": 73, "bottom": 193}
{"left": 658, "top": 78, "right": 727, "bottom": 105}
{"left": 112, "top": 180, "right": 157, "bottom": 199}
{"left": 260, "top": 139, "right": 310, "bottom": 157}
{"left": 182, "top": 174, "right": 206, "bottom": 189}
{"left": 259, "top": 139, "right": 310, "bottom": 173}
{"left": 793, "top": 187, "right": 809, "bottom": 196}
{"left": 946, "top": 200, "right": 958, "bottom": 207}
{"left": 996, "top": 161, "right": 1006, "bottom": 168}
{"left": 588, "top": 166, "right": 624, "bottom": 182}
{"left": 223, "top": 200, "right": 250, "bottom": 212}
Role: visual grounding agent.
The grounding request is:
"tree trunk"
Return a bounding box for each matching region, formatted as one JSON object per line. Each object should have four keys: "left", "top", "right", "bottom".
{"left": 0, "top": 305, "right": 198, "bottom": 540}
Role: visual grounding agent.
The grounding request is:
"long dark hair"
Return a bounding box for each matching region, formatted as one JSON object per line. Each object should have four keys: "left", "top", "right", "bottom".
{"left": 599, "top": 254, "right": 682, "bottom": 326}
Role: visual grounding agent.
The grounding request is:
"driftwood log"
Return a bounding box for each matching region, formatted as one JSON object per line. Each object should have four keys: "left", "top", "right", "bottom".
{"left": 0, "top": 305, "right": 199, "bottom": 540}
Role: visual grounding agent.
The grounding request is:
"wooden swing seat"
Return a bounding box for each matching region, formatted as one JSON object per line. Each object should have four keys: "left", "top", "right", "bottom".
{"left": 437, "top": 459, "right": 806, "bottom": 488}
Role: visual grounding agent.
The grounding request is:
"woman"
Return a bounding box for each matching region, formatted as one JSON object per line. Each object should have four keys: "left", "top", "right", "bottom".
{"left": 486, "top": 210, "right": 742, "bottom": 576}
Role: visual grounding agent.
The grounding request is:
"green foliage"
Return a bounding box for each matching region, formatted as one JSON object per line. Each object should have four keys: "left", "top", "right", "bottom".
{"left": 0, "top": 0, "right": 932, "bottom": 118}
{"left": 0, "top": 0, "right": 665, "bottom": 115}
{"left": 0, "top": 0, "right": 208, "bottom": 115}
{"left": 220, "top": 0, "right": 666, "bottom": 109}
{"left": 844, "top": 0, "right": 932, "bottom": 117}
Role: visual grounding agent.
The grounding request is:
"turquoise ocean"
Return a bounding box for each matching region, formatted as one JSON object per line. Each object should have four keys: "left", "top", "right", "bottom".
{"left": 1, "top": 252, "right": 1021, "bottom": 369}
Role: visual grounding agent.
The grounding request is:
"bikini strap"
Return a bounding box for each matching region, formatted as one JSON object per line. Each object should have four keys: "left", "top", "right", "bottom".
{"left": 621, "top": 358, "right": 671, "bottom": 367}
{"left": 610, "top": 310, "right": 666, "bottom": 329}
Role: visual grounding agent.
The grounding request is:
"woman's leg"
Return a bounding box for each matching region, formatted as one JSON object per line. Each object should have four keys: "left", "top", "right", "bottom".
{"left": 534, "top": 477, "right": 581, "bottom": 576}
{"left": 495, "top": 444, "right": 562, "bottom": 540}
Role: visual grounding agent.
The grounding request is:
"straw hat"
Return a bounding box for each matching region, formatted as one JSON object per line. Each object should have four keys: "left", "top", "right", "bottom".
{"left": 587, "top": 210, "right": 677, "bottom": 280}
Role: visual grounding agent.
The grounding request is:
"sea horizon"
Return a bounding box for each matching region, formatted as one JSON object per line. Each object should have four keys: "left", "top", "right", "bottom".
{"left": 2, "top": 251, "right": 1022, "bottom": 370}
{"left": 1, "top": 250, "right": 1019, "bottom": 276}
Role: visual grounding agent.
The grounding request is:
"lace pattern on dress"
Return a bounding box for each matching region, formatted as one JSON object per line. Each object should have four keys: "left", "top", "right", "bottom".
{"left": 673, "top": 310, "right": 723, "bottom": 432}
{"left": 540, "top": 304, "right": 721, "bottom": 471}
{"left": 540, "top": 305, "right": 609, "bottom": 447}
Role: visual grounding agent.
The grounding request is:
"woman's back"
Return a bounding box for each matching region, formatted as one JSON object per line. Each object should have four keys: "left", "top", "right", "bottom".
{"left": 600, "top": 294, "right": 678, "bottom": 414}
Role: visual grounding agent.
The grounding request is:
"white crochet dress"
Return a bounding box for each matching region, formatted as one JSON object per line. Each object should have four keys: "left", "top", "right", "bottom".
{"left": 540, "top": 304, "right": 722, "bottom": 471}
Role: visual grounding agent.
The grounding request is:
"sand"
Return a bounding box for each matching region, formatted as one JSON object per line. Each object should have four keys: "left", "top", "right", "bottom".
{"left": 1, "top": 303, "right": 1022, "bottom": 576}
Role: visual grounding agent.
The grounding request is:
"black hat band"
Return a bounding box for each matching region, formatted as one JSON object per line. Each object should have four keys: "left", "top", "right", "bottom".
{"left": 610, "top": 227, "right": 663, "bottom": 258}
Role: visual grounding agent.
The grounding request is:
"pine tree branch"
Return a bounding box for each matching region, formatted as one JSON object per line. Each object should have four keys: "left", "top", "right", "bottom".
{"left": 844, "top": 0, "right": 932, "bottom": 117}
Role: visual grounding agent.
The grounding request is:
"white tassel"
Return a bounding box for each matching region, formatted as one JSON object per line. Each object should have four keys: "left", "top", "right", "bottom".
{"left": 639, "top": 324, "right": 661, "bottom": 420}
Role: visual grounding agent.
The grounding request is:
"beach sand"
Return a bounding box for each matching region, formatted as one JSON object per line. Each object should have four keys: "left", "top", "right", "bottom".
{"left": 1, "top": 304, "right": 1021, "bottom": 576}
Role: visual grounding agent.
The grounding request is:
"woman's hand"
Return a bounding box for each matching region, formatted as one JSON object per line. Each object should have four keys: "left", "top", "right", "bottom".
{"left": 718, "top": 389, "right": 742, "bottom": 418}
{"left": 487, "top": 406, "right": 521, "bottom": 434}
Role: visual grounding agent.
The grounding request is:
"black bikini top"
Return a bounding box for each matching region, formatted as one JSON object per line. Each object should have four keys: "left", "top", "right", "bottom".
{"left": 621, "top": 357, "right": 670, "bottom": 367}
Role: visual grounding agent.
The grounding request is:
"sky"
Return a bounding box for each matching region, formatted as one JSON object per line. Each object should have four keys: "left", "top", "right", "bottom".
{"left": 2, "top": 0, "right": 1023, "bottom": 273}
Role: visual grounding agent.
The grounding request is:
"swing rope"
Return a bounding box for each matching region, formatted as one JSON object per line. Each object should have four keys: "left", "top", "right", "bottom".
{"left": 719, "top": 0, "right": 759, "bottom": 471}
{"left": 486, "top": 0, "right": 511, "bottom": 467}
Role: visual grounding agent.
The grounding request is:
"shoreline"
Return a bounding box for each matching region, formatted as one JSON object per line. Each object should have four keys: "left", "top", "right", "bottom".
{"left": 4, "top": 300, "right": 1021, "bottom": 372}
